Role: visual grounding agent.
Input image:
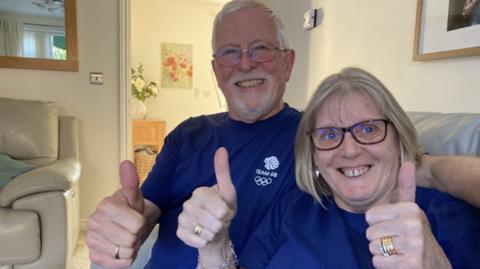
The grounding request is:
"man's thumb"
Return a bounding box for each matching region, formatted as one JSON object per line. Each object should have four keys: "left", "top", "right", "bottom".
{"left": 119, "top": 160, "right": 145, "bottom": 213}
{"left": 214, "top": 147, "right": 237, "bottom": 209}
{"left": 396, "top": 162, "right": 416, "bottom": 203}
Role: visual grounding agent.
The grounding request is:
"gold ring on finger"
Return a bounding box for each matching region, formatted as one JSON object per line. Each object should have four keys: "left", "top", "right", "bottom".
{"left": 193, "top": 224, "right": 203, "bottom": 236}
{"left": 113, "top": 244, "right": 120, "bottom": 259}
{"left": 379, "top": 236, "right": 398, "bottom": 257}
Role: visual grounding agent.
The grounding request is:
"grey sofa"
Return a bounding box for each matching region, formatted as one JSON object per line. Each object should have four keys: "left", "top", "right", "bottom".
{"left": 408, "top": 112, "right": 480, "bottom": 156}
{"left": 0, "top": 97, "right": 81, "bottom": 269}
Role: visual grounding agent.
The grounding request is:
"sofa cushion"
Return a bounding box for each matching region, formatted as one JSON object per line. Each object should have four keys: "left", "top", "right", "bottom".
{"left": 407, "top": 111, "right": 480, "bottom": 156}
{"left": 0, "top": 208, "right": 40, "bottom": 264}
{"left": 0, "top": 153, "right": 36, "bottom": 190}
{"left": 0, "top": 97, "right": 58, "bottom": 166}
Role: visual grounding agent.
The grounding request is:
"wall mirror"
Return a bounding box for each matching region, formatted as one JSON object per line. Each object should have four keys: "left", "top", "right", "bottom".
{"left": 0, "top": 0, "right": 78, "bottom": 71}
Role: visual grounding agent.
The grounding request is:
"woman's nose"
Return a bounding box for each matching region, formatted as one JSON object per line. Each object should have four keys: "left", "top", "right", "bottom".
{"left": 339, "top": 132, "right": 362, "bottom": 158}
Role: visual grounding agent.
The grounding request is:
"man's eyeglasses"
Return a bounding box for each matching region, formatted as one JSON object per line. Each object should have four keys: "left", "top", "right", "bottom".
{"left": 308, "top": 119, "right": 391, "bottom": 150}
{"left": 213, "top": 43, "right": 289, "bottom": 67}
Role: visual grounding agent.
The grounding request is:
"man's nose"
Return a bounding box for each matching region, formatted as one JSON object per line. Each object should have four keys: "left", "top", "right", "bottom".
{"left": 239, "top": 50, "right": 256, "bottom": 71}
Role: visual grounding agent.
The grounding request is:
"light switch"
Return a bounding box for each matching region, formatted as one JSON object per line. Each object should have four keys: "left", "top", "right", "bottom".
{"left": 90, "top": 72, "right": 104, "bottom": 85}
{"left": 303, "top": 9, "right": 317, "bottom": 30}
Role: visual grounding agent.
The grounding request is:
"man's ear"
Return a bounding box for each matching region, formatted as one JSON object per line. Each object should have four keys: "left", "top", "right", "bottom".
{"left": 211, "top": 59, "right": 220, "bottom": 84}
{"left": 284, "top": 49, "right": 296, "bottom": 82}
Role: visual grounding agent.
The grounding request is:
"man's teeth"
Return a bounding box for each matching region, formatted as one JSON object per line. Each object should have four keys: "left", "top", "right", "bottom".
{"left": 340, "top": 166, "right": 369, "bottom": 177}
{"left": 236, "top": 79, "right": 265, "bottom": 87}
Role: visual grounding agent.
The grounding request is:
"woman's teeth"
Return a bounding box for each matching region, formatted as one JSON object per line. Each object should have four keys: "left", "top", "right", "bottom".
{"left": 340, "top": 166, "right": 370, "bottom": 177}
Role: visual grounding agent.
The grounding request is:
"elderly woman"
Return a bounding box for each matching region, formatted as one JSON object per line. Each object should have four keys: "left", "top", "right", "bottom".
{"left": 184, "top": 68, "right": 480, "bottom": 269}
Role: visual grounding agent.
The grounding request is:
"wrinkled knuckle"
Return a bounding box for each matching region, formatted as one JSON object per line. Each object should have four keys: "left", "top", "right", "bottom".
{"left": 365, "top": 227, "right": 374, "bottom": 240}
{"left": 84, "top": 233, "right": 95, "bottom": 247}
{"left": 410, "top": 237, "right": 423, "bottom": 250}
{"left": 177, "top": 213, "right": 186, "bottom": 225}
{"left": 214, "top": 205, "right": 229, "bottom": 219}
{"left": 125, "top": 233, "right": 139, "bottom": 248}
{"left": 407, "top": 219, "right": 423, "bottom": 235}
{"left": 86, "top": 217, "right": 96, "bottom": 229}
{"left": 89, "top": 252, "right": 102, "bottom": 264}
{"left": 123, "top": 247, "right": 135, "bottom": 259}
{"left": 198, "top": 240, "right": 208, "bottom": 249}
{"left": 407, "top": 203, "right": 421, "bottom": 214}
{"left": 192, "top": 187, "right": 208, "bottom": 197}
{"left": 211, "top": 222, "right": 223, "bottom": 234}
{"left": 132, "top": 215, "right": 145, "bottom": 232}
{"left": 182, "top": 200, "right": 194, "bottom": 212}
{"left": 368, "top": 241, "right": 376, "bottom": 254}
{"left": 176, "top": 229, "right": 187, "bottom": 241}
{"left": 205, "top": 232, "right": 216, "bottom": 242}
{"left": 371, "top": 255, "right": 382, "bottom": 268}
{"left": 99, "top": 196, "right": 113, "bottom": 208}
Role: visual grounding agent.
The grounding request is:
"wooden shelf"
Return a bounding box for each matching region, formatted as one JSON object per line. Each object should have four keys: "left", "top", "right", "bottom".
{"left": 132, "top": 119, "right": 166, "bottom": 182}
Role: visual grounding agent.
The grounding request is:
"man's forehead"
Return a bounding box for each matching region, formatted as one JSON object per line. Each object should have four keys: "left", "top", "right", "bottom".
{"left": 215, "top": 8, "right": 277, "bottom": 46}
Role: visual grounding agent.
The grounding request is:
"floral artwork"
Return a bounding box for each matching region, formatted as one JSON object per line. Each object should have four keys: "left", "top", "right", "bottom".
{"left": 161, "top": 43, "right": 193, "bottom": 89}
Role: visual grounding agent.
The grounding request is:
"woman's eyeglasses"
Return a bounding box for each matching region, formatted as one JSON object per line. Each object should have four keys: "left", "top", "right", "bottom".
{"left": 308, "top": 119, "right": 391, "bottom": 150}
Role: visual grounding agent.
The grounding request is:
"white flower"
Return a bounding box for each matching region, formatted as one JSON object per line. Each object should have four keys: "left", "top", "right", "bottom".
{"left": 134, "top": 78, "right": 145, "bottom": 91}
{"left": 150, "top": 84, "right": 158, "bottom": 95}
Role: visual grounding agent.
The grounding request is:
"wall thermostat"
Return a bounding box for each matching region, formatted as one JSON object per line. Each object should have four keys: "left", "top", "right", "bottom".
{"left": 303, "top": 9, "right": 317, "bottom": 30}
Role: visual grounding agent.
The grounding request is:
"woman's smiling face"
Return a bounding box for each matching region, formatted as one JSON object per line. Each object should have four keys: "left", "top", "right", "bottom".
{"left": 313, "top": 90, "right": 400, "bottom": 213}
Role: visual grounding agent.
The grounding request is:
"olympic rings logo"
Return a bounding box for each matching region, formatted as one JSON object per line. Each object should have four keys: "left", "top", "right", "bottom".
{"left": 254, "top": 176, "right": 272, "bottom": 186}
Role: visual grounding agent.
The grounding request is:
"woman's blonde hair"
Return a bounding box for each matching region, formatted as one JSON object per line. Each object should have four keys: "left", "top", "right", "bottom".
{"left": 295, "top": 67, "right": 422, "bottom": 204}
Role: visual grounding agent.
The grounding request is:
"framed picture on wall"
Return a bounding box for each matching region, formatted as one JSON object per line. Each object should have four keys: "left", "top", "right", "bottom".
{"left": 161, "top": 43, "right": 193, "bottom": 89}
{"left": 413, "top": 0, "right": 480, "bottom": 61}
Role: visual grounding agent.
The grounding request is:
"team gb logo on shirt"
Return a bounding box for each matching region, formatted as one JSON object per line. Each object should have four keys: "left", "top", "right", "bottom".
{"left": 264, "top": 156, "right": 279, "bottom": 170}
{"left": 254, "top": 156, "right": 280, "bottom": 186}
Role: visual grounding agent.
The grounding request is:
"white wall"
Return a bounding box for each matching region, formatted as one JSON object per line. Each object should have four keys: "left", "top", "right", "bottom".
{"left": 132, "top": 0, "right": 225, "bottom": 133}
{"left": 267, "top": 0, "right": 480, "bottom": 113}
{"left": 0, "top": 0, "right": 121, "bottom": 223}
{"left": 1, "top": 0, "right": 478, "bottom": 227}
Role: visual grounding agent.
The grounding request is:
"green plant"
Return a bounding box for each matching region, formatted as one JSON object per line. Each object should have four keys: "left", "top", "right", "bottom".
{"left": 131, "top": 64, "right": 158, "bottom": 102}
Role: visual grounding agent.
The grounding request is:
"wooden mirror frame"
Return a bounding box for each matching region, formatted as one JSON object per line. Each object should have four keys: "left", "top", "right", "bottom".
{"left": 0, "top": 0, "right": 78, "bottom": 71}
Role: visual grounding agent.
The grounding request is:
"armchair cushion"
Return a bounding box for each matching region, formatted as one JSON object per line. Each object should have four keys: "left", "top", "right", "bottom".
{"left": 0, "top": 97, "right": 58, "bottom": 166}
{"left": 0, "top": 158, "right": 80, "bottom": 207}
{"left": 407, "top": 112, "right": 480, "bottom": 156}
{"left": 0, "top": 153, "right": 36, "bottom": 189}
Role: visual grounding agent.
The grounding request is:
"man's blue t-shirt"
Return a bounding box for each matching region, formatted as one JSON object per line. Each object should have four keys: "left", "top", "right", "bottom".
{"left": 141, "top": 104, "right": 301, "bottom": 268}
{"left": 240, "top": 187, "right": 480, "bottom": 269}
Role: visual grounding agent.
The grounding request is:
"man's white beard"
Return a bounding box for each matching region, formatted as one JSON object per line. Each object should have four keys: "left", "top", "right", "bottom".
{"left": 228, "top": 87, "right": 277, "bottom": 122}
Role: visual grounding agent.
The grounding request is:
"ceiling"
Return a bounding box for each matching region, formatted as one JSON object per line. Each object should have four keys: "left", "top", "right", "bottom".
{"left": 0, "top": 0, "right": 64, "bottom": 18}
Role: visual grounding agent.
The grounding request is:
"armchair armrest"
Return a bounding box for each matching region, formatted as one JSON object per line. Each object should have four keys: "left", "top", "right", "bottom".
{"left": 0, "top": 158, "right": 81, "bottom": 207}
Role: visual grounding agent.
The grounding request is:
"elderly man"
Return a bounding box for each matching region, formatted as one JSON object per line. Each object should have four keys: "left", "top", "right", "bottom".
{"left": 87, "top": 1, "right": 480, "bottom": 268}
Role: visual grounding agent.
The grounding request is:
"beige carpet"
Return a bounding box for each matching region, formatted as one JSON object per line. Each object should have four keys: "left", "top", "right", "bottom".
{"left": 71, "top": 230, "right": 91, "bottom": 269}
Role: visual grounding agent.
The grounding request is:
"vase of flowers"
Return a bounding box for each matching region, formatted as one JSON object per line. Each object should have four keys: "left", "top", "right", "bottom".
{"left": 131, "top": 64, "right": 158, "bottom": 119}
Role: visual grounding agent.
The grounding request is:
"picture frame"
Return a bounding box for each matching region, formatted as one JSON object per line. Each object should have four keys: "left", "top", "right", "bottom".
{"left": 161, "top": 43, "right": 193, "bottom": 89}
{"left": 413, "top": 0, "right": 480, "bottom": 61}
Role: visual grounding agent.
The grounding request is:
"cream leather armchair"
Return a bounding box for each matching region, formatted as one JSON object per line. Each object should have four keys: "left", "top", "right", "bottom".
{"left": 0, "top": 97, "right": 81, "bottom": 269}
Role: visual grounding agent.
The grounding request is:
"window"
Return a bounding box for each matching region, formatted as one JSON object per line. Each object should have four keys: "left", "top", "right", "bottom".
{"left": 23, "top": 23, "right": 65, "bottom": 59}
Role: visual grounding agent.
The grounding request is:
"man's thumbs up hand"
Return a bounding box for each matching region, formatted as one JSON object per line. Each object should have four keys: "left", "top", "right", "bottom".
{"left": 119, "top": 160, "right": 145, "bottom": 213}
{"left": 177, "top": 147, "right": 237, "bottom": 249}
{"left": 86, "top": 160, "right": 147, "bottom": 268}
{"left": 214, "top": 147, "right": 237, "bottom": 211}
